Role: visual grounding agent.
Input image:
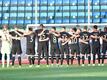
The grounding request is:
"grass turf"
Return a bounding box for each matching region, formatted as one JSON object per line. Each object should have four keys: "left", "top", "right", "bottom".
{"left": 0, "top": 64, "right": 107, "bottom": 80}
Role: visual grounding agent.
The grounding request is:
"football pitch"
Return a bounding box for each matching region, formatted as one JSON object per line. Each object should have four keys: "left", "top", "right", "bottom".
{"left": 0, "top": 64, "right": 107, "bottom": 80}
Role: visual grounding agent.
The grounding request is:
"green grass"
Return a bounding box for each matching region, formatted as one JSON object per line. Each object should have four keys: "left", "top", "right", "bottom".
{"left": 0, "top": 64, "right": 107, "bottom": 80}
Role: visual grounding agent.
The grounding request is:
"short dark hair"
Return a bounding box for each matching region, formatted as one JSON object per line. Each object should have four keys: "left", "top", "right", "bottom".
{"left": 28, "top": 27, "right": 33, "bottom": 31}
{"left": 104, "top": 27, "right": 107, "bottom": 32}
{"left": 40, "top": 24, "right": 45, "bottom": 28}
{"left": 62, "top": 27, "right": 66, "bottom": 29}
{"left": 84, "top": 26, "right": 87, "bottom": 30}
{"left": 93, "top": 25, "right": 98, "bottom": 29}
{"left": 52, "top": 27, "right": 56, "bottom": 30}
{"left": 72, "top": 27, "right": 77, "bottom": 32}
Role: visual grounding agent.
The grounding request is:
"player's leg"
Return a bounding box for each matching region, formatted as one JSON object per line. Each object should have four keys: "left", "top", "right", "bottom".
{"left": 50, "top": 46, "right": 55, "bottom": 65}
{"left": 17, "top": 46, "right": 22, "bottom": 67}
{"left": 86, "top": 44, "right": 91, "bottom": 65}
{"left": 11, "top": 47, "right": 16, "bottom": 67}
{"left": 44, "top": 44, "right": 49, "bottom": 65}
{"left": 65, "top": 45, "right": 69, "bottom": 65}
{"left": 12, "top": 54, "right": 16, "bottom": 67}
{"left": 37, "top": 43, "right": 42, "bottom": 65}
{"left": 1, "top": 53, "right": 5, "bottom": 68}
{"left": 101, "top": 45, "right": 106, "bottom": 65}
{"left": 56, "top": 46, "right": 60, "bottom": 65}
{"left": 97, "top": 47, "right": 101, "bottom": 66}
{"left": 80, "top": 44, "right": 85, "bottom": 66}
{"left": 31, "top": 48, "right": 35, "bottom": 65}
{"left": 92, "top": 45, "right": 96, "bottom": 66}
{"left": 70, "top": 45, "right": 74, "bottom": 65}
{"left": 6, "top": 54, "right": 10, "bottom": 68}
{"left": 76, "top": 45, "right": 80, "bottom": 65}
{"left": 60, "top": 46, "right": 64, "bottom": 65}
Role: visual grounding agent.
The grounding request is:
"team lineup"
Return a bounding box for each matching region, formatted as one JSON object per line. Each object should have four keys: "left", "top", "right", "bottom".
{"left": 0, "top": 24, "right": 107, "bottom": 68}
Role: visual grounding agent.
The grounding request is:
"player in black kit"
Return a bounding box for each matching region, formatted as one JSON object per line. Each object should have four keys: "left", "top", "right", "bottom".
{"left": 59, "top": 27, "right": 71, "bottom": 66}
{"left": 90, "top": 25, "right": 101, "bottom": 66}
{"left": 36, "top": 24, "right": 49, "bottom": 67}
{"left": 79, "top": 26, "right": 91, "bottom": 66}
{"left": 69, "top": 27, "right": 80, "bottom": 65}
{"left": 100, "top": 27, "right": 107, "bottom": 66}
{"left": 10, "top": 25, "right": 23, "bottom": 68}
{"left": 24, "top": 27, "right": 36, "bottom": 67}
{"left": 49, "top": 27, "right": 60, "bottom": 66}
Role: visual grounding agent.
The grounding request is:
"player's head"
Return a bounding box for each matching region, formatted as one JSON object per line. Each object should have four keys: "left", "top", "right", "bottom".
{"left": 40, "top": 24, "right": 45, "bottom": 29}
{"left": 61, "top": 27, "right": 66, "bottom": 32}
{"left": 83, "top": 26, "right": 88, "bottom": 31}
{"left": 93, "top": 25, "right": 98, "bottom": 31}
{"left": 3, "top": 25, "right": 8, "bottom": 30}
{"left": 51, "top": 27, "right": 56, "bottom": 31}
{"left": 104, "top": 27, "right": 107, "bottom": 32}
{"left": 28, "top": 27, "right": 33, "bottom": 31}
{"left": 72, "top": 27, "right": 77, "bottom": 32}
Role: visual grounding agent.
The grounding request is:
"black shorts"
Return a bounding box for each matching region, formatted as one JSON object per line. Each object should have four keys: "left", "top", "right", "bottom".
{"left": 102, "top": 42, "right": 107, "bottom": 54}
{"left": 11, "top": 45, "right": 22, "bottom": 55}
{"left": 50, "top": 44, "right": 60, "bottom": 55}
{"left": 26, "top": 47, "right": 35, "bottom": 55}
{"left": 37, "top": 42, "right": 48, "bottom": 54}
{"left": 60, "top": 44, "right": 69, "bottom": 55}
{"left": 80, "top": 43, "right": 90, "bottom": 54}
{"left": 69, "top": 44, "right": 80, "bottom": 54}
{"left": 92, "top": 44, "right": 100, "bottom": 54}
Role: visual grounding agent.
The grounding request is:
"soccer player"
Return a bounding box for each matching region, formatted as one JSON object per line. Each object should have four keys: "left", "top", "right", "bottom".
{"left": 10, "top": 25, "right": 23, "bottom": 68}
{"left": 100, "top": 27, "right": 107, "bottom": 66}
{"left": 59, "top": 27, "right": 70, "bottom": 66}
{"left": 69, "top": 27, "right": 80, "bottom": 65}
{"left": 49, "top": 27, "right": 60, "bottom": 66}
{"left": 79, "top": 26, "right": 91, "bottom": 66}
{"left": 36, "top": 24, "right": 49, "bottom": 67}
{"left": 24, "top": 27, "right": 36, "bottom": 67}
{"left": 90, "top": 25, "right": 101, "bottom": 66}
{"left": 0, "top": 25, "right": 12, "bottom": 68}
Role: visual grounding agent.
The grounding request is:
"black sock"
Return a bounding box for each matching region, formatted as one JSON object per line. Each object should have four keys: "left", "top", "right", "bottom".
{"left": 28, "top": 56, "right": 32, "bottom": 65}
{"left": 77, "top": 56, "right": 80, "bottom": 65}
{"left": 93, "top": 54, "right": 95, "bottom": 64}
{"left": 61, "top": 55, "right": 64, "bottom": 65}
{"left": 56, "top": 55, "right": 59, "bottom": 64}
{"left": 66, "top": 55, "right": 69, "bottom": 65}
{"left": 12, "top": 57, "right": 15, "bottom": 66}
{"left": 51, "top": 56, "right": 54, "bottom": 64}
{"left": 32, "top": 57, "right": 35, "bottom": 65}
{"left": 18, "top": 57, "right": 21, "bottom": 66}
{"left": 88, "top": 56, "right": 91, "bottom": 64}
{"left": 71, "top": 56, "right": 74, "bottom": 65}
{"left": 82, "top": 56, "right": 85, "bottom": 64}
{"left": 102, "top": 55, "right": 105, "bottom": 64}
{"left": 98, "top": 54, "right": 100, "bottom": 64}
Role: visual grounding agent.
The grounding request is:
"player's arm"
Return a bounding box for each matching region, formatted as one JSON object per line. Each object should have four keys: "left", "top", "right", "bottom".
{"left": 62, "top": 38, "right": 70, "bottom": 45}
{"left": 79, "top": 38, "right": 88, "bottom": 44}
{"left": 14, "top": 30, "right": 24, "bottom": 37}
{"left": 38, "top": 29, "right": 45, "bottom": 36}
{"left": 39, "top": 37, "right": 49, "bottom": 42}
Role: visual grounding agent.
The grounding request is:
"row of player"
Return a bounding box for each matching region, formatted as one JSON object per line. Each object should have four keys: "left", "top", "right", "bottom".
{"left": 0, "top": 24, "right": 107, "bottom": 68}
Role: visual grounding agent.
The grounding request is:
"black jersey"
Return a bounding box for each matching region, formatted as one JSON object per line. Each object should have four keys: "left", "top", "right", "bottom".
{"left": 100, "top": 31, "right": 107, "bottom": 43}
{"left": 91, "top": 32, "right": 100, "bottom": 45}
{"left": 49, "top": 33, "right": 59, "bottom": 45}
{"left": 24, "top": 33, "right": 36, "bottom": 48}
{"left": 60, "top": 32, "right": 71, "bottom": 44}
{"left": 10, "top": 30, "right": 23, "bottom": 45}
{"left": 70, "top": 33, "right": 79, "bottom": 44}
{"left": 80, "top": 31, "right": 90, "bottom": 43}
{"left": 35, "top": 29, "right": 49, "bottom": 42}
